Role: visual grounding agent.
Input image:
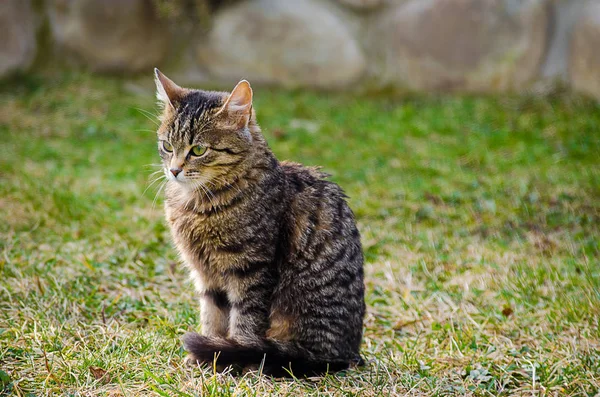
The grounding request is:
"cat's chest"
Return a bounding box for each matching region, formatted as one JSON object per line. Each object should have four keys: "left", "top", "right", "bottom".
{"left": 166, "top": 205, "right": 244, "bottom": 273}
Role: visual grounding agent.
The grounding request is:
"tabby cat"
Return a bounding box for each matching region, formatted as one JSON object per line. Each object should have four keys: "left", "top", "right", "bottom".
{"left": 153, "top": 69, "right": 365, "bottom": 377}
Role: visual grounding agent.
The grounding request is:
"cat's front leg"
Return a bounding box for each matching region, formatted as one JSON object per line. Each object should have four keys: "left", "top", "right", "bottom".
{"left": 199, "top": 289, "right": 230, "bottom": 337}
{"left": 227, "top": 274, "right": 273, "bottom": 343}
{"left": 190, "top": 268, "right": 230, "bottom": 337}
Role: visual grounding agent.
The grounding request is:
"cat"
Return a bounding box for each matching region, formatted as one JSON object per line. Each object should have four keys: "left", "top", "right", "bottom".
{"left": 153, "top": 68, "right": 365, "bottom": 377}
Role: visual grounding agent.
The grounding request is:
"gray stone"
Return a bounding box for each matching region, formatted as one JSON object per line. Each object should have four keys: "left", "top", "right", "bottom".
{"left": 369, "top": 0, "right": 549, "bottom": 92}
{"left": 570, "top": 1, "right": 600, "bottom": 99}
{"left": 198, "top": 0, "right": 366, "bottom": 88}
{"left": 0, "top": 0, "right": 37, "bottom": 78}
{"left": 542, "top": 0, "right": 586, "bottom": 80}
{"left": 47, "top": 0, "right": 168, "bottom": 73}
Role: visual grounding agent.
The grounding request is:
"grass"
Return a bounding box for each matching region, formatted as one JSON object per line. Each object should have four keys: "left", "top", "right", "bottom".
{"left": 0, "top": 72, "right": 599, "bottom": 396}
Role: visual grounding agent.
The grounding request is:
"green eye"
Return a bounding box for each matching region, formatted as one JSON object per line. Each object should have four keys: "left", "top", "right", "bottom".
{"left": 190, "top": 145, "right": 207, "bottom": 156}
{"left": 162, "top": 141, "right": 173, "bottom": 152}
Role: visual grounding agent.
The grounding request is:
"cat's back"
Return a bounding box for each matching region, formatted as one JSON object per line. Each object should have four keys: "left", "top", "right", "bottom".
{"left": 280, "top": 161, "right": 346, "bottom": 207}
{"left": 280, "top": 161, "right": 360, "bottom": 247}
{"left": 279, "top": 160, "right": 363, "bottom": 287}
{"left": 279, "top": 159, "right": 363, "bottom": 271}
{"left": 275, "top": 161, "right": 365, "bottom": 359}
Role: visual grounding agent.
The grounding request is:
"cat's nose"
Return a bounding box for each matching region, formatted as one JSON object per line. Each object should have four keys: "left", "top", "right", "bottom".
{"left": 170, "top": 168, "right": 183, "bottom": 177}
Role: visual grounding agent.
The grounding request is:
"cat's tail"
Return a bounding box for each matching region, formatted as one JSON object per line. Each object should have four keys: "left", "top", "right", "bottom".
{"left": 182, "top": 332, "right": 362, "bottom": 377}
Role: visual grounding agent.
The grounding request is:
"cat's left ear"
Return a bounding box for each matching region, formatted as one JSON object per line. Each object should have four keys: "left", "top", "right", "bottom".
{"left": 217, "top": 80, "right": 253, "bottom": 128}
{"left": 154, "top": 68, "right": 185, "bottom": 110}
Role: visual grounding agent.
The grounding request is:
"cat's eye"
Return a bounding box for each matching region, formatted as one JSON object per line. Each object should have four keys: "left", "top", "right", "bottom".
{"left": 190, "top": 145, "right": 207, "bottom": 157}
{"left": 162, "top": 141, "right": 173, "bottom": 152}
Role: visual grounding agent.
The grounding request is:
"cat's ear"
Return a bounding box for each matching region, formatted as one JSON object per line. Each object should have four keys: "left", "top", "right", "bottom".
{"left": 154, "top": 68, "right": 185, "bottom": 109}
{"left": 217, "top": 80, "right": 253, "bottom": 128}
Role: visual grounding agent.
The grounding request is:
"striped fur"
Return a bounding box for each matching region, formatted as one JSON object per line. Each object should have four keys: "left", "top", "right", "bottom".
{"left": 154, "top": 71, "right": 365, "bottom": 377}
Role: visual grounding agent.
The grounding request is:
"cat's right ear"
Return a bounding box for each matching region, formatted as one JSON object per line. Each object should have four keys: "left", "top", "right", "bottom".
{"left": 154, "top": 68, "right": 185, "bottom": 110}
{"left": 215, "top": 80, "right": 253, "bottom": 129}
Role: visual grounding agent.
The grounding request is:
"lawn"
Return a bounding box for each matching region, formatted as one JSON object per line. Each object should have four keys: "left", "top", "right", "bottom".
{"left": 0, "top": 73, "right": 599, "bottom": 396}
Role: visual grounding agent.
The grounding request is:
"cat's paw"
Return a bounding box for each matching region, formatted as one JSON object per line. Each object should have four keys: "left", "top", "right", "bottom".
{"left": 241, "top": 363, "right": 261, "bottom": 374}
{"left": 184, "top": 353, "right": 204, "bottom": 367}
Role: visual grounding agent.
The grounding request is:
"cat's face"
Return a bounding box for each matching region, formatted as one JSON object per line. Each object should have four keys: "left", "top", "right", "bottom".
{"left": 154, "top": 69, "right": 255, "bottom": 191}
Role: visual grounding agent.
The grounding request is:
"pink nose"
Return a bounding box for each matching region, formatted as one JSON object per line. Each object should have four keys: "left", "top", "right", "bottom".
{"left": 170, "top": 168, "right": 182, "bottom": 177}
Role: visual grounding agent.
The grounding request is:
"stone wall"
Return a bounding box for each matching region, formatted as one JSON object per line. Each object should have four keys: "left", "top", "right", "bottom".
{"left": 2, "top": 0, "right": 600, "bottom": 98}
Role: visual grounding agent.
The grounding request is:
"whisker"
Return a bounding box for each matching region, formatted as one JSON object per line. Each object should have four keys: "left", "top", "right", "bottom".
{"left": 206, "top": 181, "right": 242, "bottom": 198}
{"left": 152, "top": 180, "right": 167, "bottom": 210}
{"left": 203, "top": 181, "right": 217, "bottom": 201}
{"left": 143, "top": 163, "right": 163, "bottom": 169}
{"left": 135, "top": 107, "right": 160, "bottom": 126}
{"left": 147, "top": 173, "right": 165, "bottom": 185}
{"left": 143, "top": 175, "right": 166, "bottom": 197}
{"left": 148, "top": 169, "right": 165, "bottom": 179}
{"left": 191, "top": 180, "right": 204, "bottom": 212}
{"left": 195, "top": 180, "right": 216, "bottom": 209}
{"left": 136, "top": 106, "right": 161, "bottom": 119}
{"left": 207, "top": 176, "right": 244, "bottom": 198}
{"left": 185, "top": 179, "right": 205, "bottom": 212}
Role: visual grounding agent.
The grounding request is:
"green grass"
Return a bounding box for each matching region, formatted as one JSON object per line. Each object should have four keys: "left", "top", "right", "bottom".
{"left": 1, "top": 73, "right": 599, "bottom": 396}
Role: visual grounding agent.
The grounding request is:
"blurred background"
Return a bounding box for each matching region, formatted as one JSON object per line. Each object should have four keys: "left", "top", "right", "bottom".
{"left": 1, "top": 0, "right": 600, "bottom": 97}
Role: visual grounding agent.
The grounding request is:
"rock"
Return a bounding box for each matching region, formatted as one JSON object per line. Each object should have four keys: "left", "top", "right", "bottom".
{"left": 198, "top": 0, "right": 366, "bottom": 88}
{"left": 369, "top": 0, "right": 549, "bottom": 92}
{"left": 47, "top": 0, "right": 168, "bottom": 73}
{"left": 541, "top": 0, "right": 583, "bottom": 81}
{"left": 0, "top": 0, "right": 37, "bottom": 78}
{"left": 570, "top": 1, "right": 600, "bottom": 100}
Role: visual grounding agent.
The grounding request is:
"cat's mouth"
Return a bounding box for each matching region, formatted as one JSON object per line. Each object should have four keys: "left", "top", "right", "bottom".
{"left": 166, "top": 169, "right": 187, "bottom": 183}
{"left": 167, "top": 170, "right": 207, "bottom": 192}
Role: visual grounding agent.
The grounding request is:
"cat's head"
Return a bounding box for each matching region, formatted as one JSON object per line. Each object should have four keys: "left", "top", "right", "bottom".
{"left": 153, "top": 68, "right": 263, "bottom": 191}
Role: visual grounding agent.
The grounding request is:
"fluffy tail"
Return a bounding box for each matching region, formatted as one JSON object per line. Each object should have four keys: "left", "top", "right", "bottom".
{"left": 182, "top": 332, "right": 363, "bottom": 377}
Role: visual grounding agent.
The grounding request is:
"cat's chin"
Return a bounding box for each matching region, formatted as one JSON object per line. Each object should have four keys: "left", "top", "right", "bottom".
{"left": 169, "top": 178, "right": 204, "bottom": 196}
{"left": 167, "top": 172, "right": 189, "bottom": 185}
{"left": 169, "top": 178, "right": 191, "bottom": 189}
